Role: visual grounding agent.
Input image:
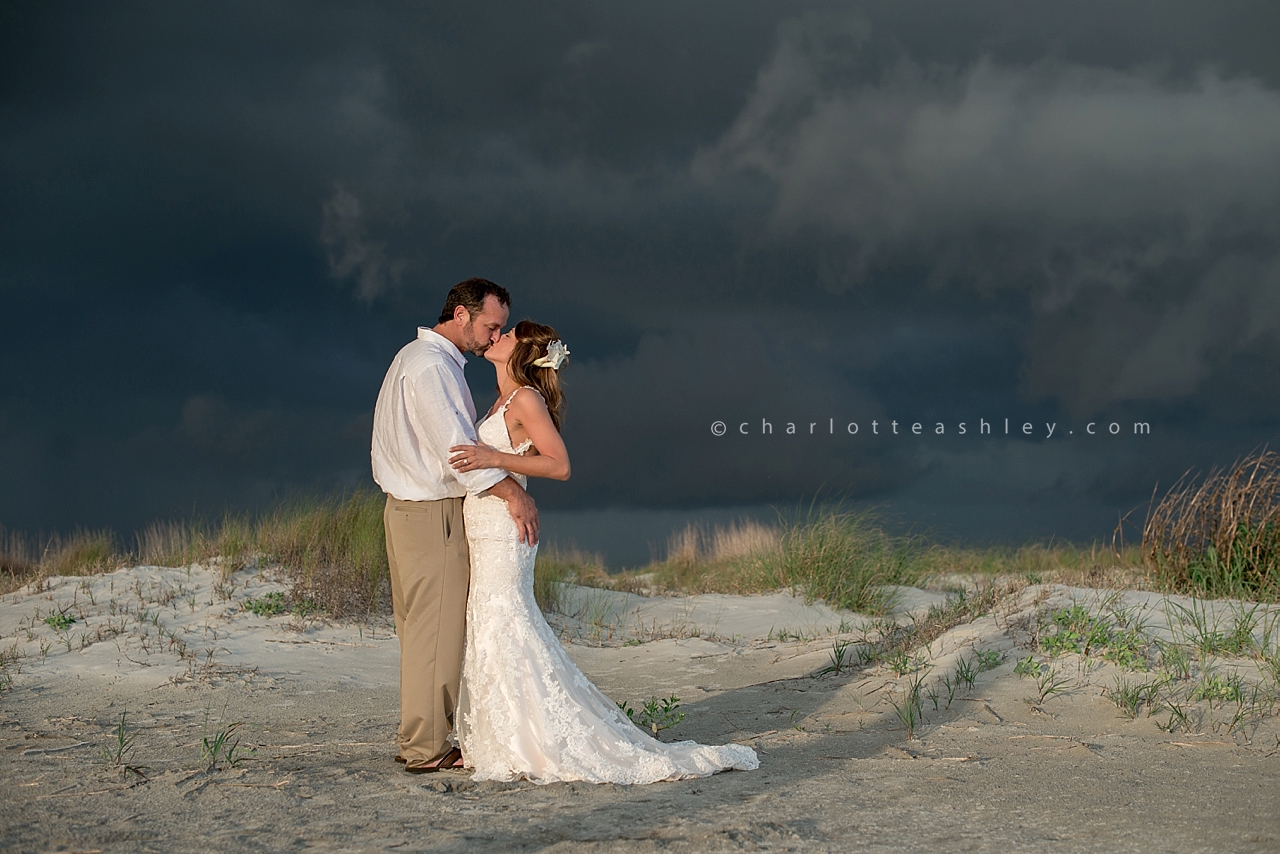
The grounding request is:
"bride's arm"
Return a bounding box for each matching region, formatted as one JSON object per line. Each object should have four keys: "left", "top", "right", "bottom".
{"left": 449, "top": 390, "right": 570, "bottom": 481}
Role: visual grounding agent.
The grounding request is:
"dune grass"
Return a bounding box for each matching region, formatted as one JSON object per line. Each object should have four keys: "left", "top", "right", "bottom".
{"left": 7, "top": 464, "right": 1280, "bottom": 623}
{"left": 1, "top": 491, "right": 390, "bottom": 618}
{"left": 1138, "top": 449, "right": 1280, "bottom": 601}
{"left": 0, "top": 499, "right": 1168, "bottom": 622}
{"left": 598, "top": 507, "right": 1148, "bottom": 614}
{"left": 532, "top": 544, "right": 611, "bottom": 614}
{"left": 630, "top": 509, "right": 921, "bottom": 613}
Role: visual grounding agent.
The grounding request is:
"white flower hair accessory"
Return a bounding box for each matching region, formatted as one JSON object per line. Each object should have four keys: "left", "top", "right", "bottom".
{"left": 531, "top": 339, "right": 570, "bottom": 370}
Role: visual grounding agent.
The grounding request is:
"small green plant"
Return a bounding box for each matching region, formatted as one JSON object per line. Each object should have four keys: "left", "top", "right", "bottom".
{"left": 291, "top": 598, "right": 319, "bottom": 619}
{"left": 1102, "top": 627, "right": 1148, "bottom": 670}
{"left": 818, "top": 640, "right": 854, "bottom": 676}
{"left": 885, "top": 650, "right": 925, "bottom": 676}
{"left": 101, "top": 712, "right": 148, "bottom": 779}
{"left": 43, "top": 610, "right": 76, "bottom": 631}
{"left": 954, "top": 656, "right": 978, "bottom": 689}
{"left": 767, "top": 626, "right": 812, "bottom": 643}
{"left": 1223, "top": 603, "right": 1261, "bottom": 655}
{"left": 1192, "top": 672, "right": 1244, "bottom": 705}
{"left": 1038, "top": 603, "right": 1152, "bottom": 669}
{"left": 200, "top": 707, "right": 247, "bottom": 770}
{"left": 244, "top": 591, "right": 287, "bottom": 618}
{"left": 890, "top": 673, "right": 927, "bottom": 739}
{"left": 1167, "top": 599, "right": 1229, "bottom": 658}
{"left": 1259, "top": 646, "right": 1280, "bottom": 684}
{"left": 1157, "top": 700, "right": 1196, "bottom": 734}
{"left": 619, "top": 695, "right": 685, "bottom": 736}
{"left": 975, "top": 649, "right": 1003, "bottom": 671}
{"left": 788, "top": 708, "right": 805, "bottom": 731}
{"left": 0, "top": 644, "right": 18, "bottom": 695}
{"left": 1040, "top": 605, "right": 1113, "bottom": 657}
{"left": 1103, "top": 676, "right": 1166, "bottom": 719}
{"left": 1030, "top": 666, "right": 1071, "bottom": 706}
{"left": 939, "top": 673, "right": 957, "bottom": 708}
{"left": 1013, "top": 655, "right": 1043, "bottom": 678}
{"left": 1156, "top": 641, "right": 1193, "bottom": 680}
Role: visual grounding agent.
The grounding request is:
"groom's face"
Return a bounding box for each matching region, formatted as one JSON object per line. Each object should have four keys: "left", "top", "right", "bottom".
{"left": 460, "top": 295, "right": 509, "bottom": 356}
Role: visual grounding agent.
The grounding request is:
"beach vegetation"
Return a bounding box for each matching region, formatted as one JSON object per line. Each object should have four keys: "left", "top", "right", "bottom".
{"left": 889, "top": 672, "right": 927, "bottom": 739}
{"left": 1137, "top": 449, "right": 1280, "bottom": 600}
{"left": 42, "top": 609, "right": 76, "bottom": 631}
{"left": 1029, "top": 665, "right": 1071, "bottom": 707}
{"left": 200, "top": 706, "right": 248, "bottom": 771}
{"left": 0, "top": 499, "right": 1141, "bottom": 621}
{"left": 618, "top": 695, "right": 684, "bottom": 736}
{"left": 1038, "top": 605, "right": 1151, "bottom": 670}
{"left": 101, "top": 712, "right": 148, "bottom": 780}
{"left": 1, "top": 491, "right": 390, "bottom": 619}
{"left": 817, "top": 639, "right": 855, "bottom": 676}
{"left": 0, "top": 641, "right": 20, "bottom": 695}
{"left": 532, "top": 545, "right": 608, "bottom": 614}
{"left": 243, "top": 592, "right": 288, "bottom": 618}
{"left": 975, "top": 649, "right": 1003, "bottom": 671}
{"left": 1102, "top": 675, "right": 1166, "bottom": 719}
{"left": 579, "top": 505, "right": 1150, "bottom": 612}
{"left": 6, "top": 463, "right": 1280, "bottom": 635}
{"left": 953, "top": 655, "right": 979, "bottom": 690}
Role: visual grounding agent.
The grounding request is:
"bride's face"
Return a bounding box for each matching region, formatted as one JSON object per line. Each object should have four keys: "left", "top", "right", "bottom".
{"left": 485, "top": 328, "right": 518, "bottom": 365}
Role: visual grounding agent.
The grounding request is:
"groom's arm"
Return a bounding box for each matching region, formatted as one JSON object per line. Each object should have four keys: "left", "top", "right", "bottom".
{"left": 404, "top": 365, "right": 506, "bottom": 496}
{"left": 483, "top": 478, "right": 539, "bottom": 546}
{"left": 405, "top": 364, "right": 539, "bottom": 544}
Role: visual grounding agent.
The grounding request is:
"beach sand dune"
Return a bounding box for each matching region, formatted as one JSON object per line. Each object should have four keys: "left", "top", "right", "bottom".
{"left": 1, "top": 564, "right": 1278, "bottom": 853}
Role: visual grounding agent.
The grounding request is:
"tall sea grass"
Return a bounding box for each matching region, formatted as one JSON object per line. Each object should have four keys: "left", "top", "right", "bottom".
{"left": 645, "top": 506, "right": 924, "bottom": 613}
{"left": 1138, "top": 449, "right": 1280, "bottom": 600}
{"left": 1, "top": 525, "right": 119, "bottom": 589}
{"left": 1, "top": 490, "right": 391, "bottom": 617}
{"left": 12, "top": 473, "right": 1258, "bottom": 627}
{"left": 533, "top": 544, "right": 609, "bottom": 614}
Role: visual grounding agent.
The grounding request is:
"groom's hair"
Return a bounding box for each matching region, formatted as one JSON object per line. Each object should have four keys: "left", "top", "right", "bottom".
{"left": 438, "top": 278, "right": 511, "bottom": 324}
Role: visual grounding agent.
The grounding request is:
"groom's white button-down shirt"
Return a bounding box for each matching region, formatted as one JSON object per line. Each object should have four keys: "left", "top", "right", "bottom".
{"left": 372, "top": 327, "right": 507, "bottom": 501}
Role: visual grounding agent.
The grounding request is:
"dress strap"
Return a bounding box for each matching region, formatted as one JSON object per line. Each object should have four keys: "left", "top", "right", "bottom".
{"left": 494, "top": 387, "right": 521, "bottom": 415}
{"left": 496, "top": 386, "right": 541, "bottom": 415}
{"left": 495, "top": 387, "right": 539, "bottom": 456}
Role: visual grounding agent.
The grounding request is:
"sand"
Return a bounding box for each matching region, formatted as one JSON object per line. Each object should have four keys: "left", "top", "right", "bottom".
{"left": 1, "top": 563, "right": 1278, "bottom": 853}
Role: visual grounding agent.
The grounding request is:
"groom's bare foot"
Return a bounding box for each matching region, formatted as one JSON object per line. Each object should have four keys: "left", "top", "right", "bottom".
{"left": 403, "top": 746, "right": 464, "bottom": 773}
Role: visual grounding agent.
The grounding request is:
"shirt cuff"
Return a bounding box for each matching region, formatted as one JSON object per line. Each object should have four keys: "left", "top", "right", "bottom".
{"left": 460, "top": 467, "right": 508, "bottom": 496}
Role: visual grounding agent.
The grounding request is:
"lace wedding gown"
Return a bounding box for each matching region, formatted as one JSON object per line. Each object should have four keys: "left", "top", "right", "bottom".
{"left": 455, "top": 388, "right": 759, "bottom": 784}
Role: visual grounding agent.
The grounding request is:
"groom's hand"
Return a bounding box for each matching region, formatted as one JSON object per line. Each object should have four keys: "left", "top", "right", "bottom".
{"left": 485, "top": 477, "right": 539, "bottom": 545}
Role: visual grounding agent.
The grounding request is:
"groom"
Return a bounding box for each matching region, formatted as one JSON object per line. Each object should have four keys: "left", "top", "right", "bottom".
{"left": 371, "top": 277, "right": 539, "bottom": 772}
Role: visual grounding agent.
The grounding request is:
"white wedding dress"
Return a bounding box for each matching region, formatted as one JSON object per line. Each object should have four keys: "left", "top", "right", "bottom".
{"left": 455, "top": 388, "right": 759, "bottom": 784}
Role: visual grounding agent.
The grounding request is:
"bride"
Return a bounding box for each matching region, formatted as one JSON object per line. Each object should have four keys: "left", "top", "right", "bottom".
{"left": 447, "top": 320, "right": 759, "bottom": 784}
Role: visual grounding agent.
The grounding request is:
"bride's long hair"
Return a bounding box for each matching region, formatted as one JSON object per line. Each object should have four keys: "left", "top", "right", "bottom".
{"left": 508, "top": 320, "right": 567, "bottom": 431}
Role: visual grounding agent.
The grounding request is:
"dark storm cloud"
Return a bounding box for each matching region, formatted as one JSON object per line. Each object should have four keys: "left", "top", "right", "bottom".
{"left": 3, "top": 2, "right": 1280, "bottom": 552}
{"left": 692, "top": 13, "right": 1280, "bottom": 414}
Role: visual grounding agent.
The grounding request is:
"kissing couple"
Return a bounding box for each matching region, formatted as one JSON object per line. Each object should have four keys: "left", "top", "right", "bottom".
{"left": 371, "top": 278, "right": 758, "bottom": 784}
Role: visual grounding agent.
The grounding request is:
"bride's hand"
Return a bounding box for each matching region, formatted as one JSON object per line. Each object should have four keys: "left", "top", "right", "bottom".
{"left": 449, "top": 443, "right": 503, "bottom": 472}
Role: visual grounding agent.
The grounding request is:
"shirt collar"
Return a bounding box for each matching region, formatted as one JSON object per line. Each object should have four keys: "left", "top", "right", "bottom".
{"left": 418, "top": 327, "right": 466, "bottom": 369}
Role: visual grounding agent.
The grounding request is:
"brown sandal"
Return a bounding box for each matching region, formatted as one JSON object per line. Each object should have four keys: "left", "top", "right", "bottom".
{"left": 403, "top": 746, "right": 464, "bottom": 773}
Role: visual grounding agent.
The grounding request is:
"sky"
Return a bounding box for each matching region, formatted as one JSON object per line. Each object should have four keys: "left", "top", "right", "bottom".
{"left": 4, "top": 2, "right": 1280, "bottom": 565}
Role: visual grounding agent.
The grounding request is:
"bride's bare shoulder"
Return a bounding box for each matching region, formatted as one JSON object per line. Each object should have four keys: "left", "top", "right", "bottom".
{"left": 510, "top": 386, "right": 548, "bottom": 411}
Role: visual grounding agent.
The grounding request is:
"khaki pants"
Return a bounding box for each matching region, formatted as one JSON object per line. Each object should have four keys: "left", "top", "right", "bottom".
{"left": 383, "top": 495, "right": 470, "bottom": 765}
